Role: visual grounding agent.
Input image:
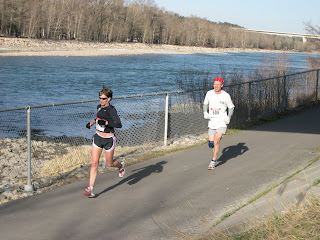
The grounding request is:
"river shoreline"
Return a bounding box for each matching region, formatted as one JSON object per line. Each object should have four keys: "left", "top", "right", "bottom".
{"left": 0, "top": 37, "right": 307, "bottom": 57}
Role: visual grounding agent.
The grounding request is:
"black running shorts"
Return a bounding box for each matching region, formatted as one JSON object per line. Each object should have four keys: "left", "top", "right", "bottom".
{"left": 93, "top": 133, "right": 116, "bottom": 152}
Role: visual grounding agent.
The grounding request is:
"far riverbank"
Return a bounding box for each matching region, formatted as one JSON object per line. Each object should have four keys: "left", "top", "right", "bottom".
{"left": 0, "top": 37, "right": 312, "bottom": 57}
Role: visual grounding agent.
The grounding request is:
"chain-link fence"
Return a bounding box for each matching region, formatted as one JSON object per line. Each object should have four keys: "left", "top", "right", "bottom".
{"left": 0, "top": 69, "right": 319, "bottom": 195}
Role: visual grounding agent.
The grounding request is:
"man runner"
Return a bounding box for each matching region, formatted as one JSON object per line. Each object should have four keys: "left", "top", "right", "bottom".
{"left": 203, "top": 77, "right": 235, "bottom": 170}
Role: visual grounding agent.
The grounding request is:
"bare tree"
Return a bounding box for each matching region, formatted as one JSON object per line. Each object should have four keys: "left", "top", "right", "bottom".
{"left": 305, "top": 21, "right": 320, "bottom": 48}
{"left": 0, "top": 0, "right": 308, "bottom": 52}
{"left": 305, "top": 22, "right": 320, "bottom": 68}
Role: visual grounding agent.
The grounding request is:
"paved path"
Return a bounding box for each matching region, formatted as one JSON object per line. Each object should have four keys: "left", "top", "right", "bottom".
{"left": 1, "top": 105, "right": 320, "bottom": 240}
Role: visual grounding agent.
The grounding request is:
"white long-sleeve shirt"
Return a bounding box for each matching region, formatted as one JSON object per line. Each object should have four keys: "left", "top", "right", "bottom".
{"left": 203, "top": 90, "right": 235, "bottom": 129}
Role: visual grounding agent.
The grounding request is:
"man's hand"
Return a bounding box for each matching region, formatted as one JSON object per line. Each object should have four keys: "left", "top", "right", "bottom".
{"left": 204, "top": 112, "right": 210, "bottom": 119}
{"left": 224, "top": 116, "right": 230, "bottom": 124}
{"left": 86, "top": 123, "right": 91, "bottom": 129}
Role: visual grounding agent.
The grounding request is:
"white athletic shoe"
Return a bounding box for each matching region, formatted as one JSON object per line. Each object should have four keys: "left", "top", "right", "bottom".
{"left": 208, "top": 160, "right": 216, "bottom": 170}
{"left": 119, "top": 161, "right": 125, "bottom": 177}
{"left": 83, "top": 186, "right": 95, "bottom": 198}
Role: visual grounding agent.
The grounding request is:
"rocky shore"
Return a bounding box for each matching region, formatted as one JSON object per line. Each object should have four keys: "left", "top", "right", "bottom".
{"left": 0, "top": 37, "right": 293, "bottom": 57}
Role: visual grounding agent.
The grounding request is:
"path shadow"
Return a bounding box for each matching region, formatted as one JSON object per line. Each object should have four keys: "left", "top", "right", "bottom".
{"left": 215, "top": 143, "right": 249, "bottom": 168}
{"left": 95, "top": 160, "right": 167, "bottom": 198}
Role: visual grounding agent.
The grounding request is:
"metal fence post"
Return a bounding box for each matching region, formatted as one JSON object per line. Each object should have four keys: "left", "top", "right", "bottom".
{"left": 316, "top": 70, "right": 319, "bottom": 101}
{"left": 24, "top": 106, "right": 33, "bottom": 192}
{"left": 283, "top": 76, "right": 287, "bottom": 109}
{"left": 248, "top": 82, "right": 252, "bottom": 121}
{"left": 164, "top": 93, "right": 169, "bottom": 146}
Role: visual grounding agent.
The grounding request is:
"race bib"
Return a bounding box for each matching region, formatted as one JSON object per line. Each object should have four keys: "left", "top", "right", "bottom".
{"left": 96, "top": 124, "right": 105, "bottom": 132}
{"left": 209, "top": 107, "right": 222, "bottom": 118}
{"left": 95, "top": 118, "right": 106, "bottom": 132}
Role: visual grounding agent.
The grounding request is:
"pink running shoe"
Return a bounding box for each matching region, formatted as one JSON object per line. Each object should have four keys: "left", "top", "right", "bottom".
{"left": 119, "top": 161, "right": 126, "bottom": 178}
{"left": 83, "top": 186, "right": 95, "bottom": 198}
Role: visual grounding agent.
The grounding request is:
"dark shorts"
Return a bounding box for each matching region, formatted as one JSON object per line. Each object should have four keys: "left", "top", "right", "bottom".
{"left": 93, "top": 133, "right": 116, "bottom": 152}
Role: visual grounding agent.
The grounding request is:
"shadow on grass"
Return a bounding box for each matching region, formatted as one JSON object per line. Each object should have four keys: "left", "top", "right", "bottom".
{"left": 95, "top": 160, "right": 167, "bottom": 198}
{"left": 216, "top": 142, "right": 249, "bottom": 168}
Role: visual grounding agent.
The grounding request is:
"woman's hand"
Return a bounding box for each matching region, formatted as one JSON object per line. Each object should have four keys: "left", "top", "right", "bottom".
{"left": 86, "top": 120, "right": 96, "bottom": 129}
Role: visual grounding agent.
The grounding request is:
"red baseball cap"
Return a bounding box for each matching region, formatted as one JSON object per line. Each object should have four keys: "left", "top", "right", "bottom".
{"left": 214, "top": 77, "right": 224, "bottom": 83}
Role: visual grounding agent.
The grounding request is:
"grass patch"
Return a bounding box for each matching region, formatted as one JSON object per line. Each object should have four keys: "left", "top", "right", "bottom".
{"left": 37, "top": 135, "right": 208, "bottom": 177}
{"left": 228, "top": 196, "right": 320, "bottom": 240}
{"left": 198, "top": 195, "right": 320, "bottom": 240}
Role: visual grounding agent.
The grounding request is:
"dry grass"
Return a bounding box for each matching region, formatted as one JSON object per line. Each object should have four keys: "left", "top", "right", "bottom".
{"left": 227, "top": 196, "right": 320, "bottom": 240}
{"left": 316, "top": 146, "right": 320, "bottom": 154}
{"left": 37, "top": 135, "right": 207, "bottom": 177}
{"left": 38, "top": 145, "right": 152, "bottom": 176}
{"left": 197, "top": 195, "right": 320, "bottom": 240}
{"left": 37, "top": 144, "right": 153, "bottom": 176}
{"left": 37, "top": 145, "right": 92, "bottom": 176}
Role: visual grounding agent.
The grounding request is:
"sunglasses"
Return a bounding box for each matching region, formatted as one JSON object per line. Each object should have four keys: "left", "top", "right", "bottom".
{"left": 99, "top": 97, "right": 108, "bottom": 100}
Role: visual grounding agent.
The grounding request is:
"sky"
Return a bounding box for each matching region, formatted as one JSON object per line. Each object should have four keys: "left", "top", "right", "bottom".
{"left": 154, "top": 0, "right": 320, "bottom": 34}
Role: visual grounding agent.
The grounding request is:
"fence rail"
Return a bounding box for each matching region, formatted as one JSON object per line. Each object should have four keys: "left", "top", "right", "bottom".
{"left": 0, "top": 69, "right": 319, "bottom": 196}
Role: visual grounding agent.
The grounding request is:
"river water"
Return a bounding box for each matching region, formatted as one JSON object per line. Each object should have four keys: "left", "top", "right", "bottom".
{"left": 0, "top": 52, "right": 318, "bottom": 109}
